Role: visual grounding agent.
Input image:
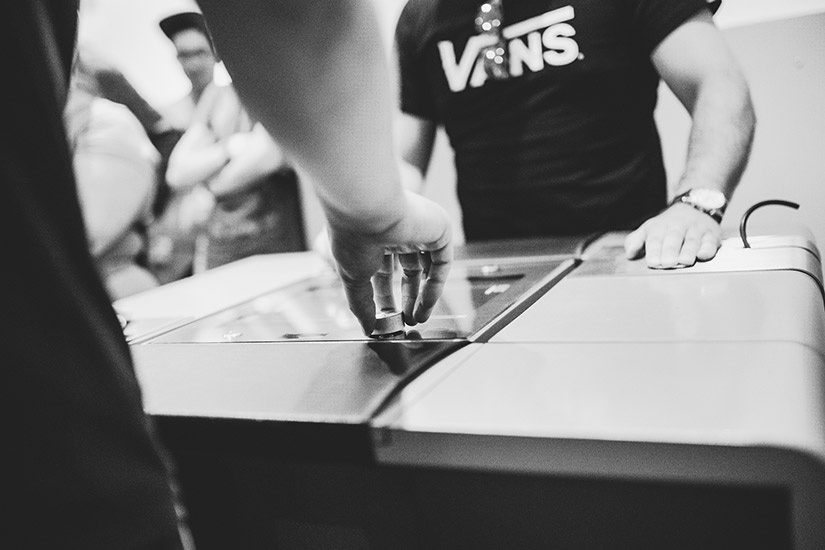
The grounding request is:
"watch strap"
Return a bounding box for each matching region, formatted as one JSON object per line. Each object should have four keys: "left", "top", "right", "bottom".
{"left": 670, "top": 190, "right": 726, "bottom": 224}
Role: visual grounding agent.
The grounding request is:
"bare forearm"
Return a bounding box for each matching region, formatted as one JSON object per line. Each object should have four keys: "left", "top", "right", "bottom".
{"left": 677, "top": 74, "right": 756, "bottom": 197}
{"left": 197, "top": 0, "right": 406, "bottom": 233}
{"left": 653, "top": 10, "right": 756, "bottom": 199}
{"left": 208, "top": 127, "right": 285, "bottom": 198}
{"left": 209, "top": 159, "right": 274, "bottom": 199}
{"left": 166, "top": 126, "right": 229, "bottom": 189}
{"left": 209, "top": 151, "right": 282, "bottom": 199}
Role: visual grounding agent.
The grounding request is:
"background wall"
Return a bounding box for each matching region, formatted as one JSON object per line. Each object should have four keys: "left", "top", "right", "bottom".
{"left": 78, "top": 0, "right": 825, "bottom": 249}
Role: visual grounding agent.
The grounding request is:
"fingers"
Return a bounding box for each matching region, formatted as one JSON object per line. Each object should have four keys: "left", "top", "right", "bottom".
{"left": 644, "top": 227, "right": 694, "bottom": 269}
{"left": 356, "top": 247, "right": 449, "bottom": 333}
{"left": 398, "top": 252, "right": 423, "bottom": 325}
{"left": 372, "top": 254, "right": 397, "bottom": 313}
{"left": 696, "top": 232, "right": 721, "bottom": 261}
{"left": 340, "top": 273, "right": 377, "bottom": 335}
{"left": 658, "top": 228, "right": 687, "bottom": 268}
{"left": 624, "top": 226, "right": 647, "bottom": 260}
{"left": 658, "top": 225, "right": 721, "bottom": 268}
{"left": 414, "top": 245, "right": 451, "bottom": 324}
{"left": 627, "top": 206, "right": 723, "bottom": 269}
{"left": 676, "top": 227, "right": 703, "bottom": 267}
{"left": 396, "top": 245, "right": 452, "bottom": 325}
{"left": 642, "top": 229, "right": 664, "bottom": 267}
{"left": 329, "top": 230, "right": 385, "bottom": 336}
{"left": 329, "top": 192, "right": 453, "bottom": 335}
{"left": 377, "top": 193, "right": 453, "bottom": 326}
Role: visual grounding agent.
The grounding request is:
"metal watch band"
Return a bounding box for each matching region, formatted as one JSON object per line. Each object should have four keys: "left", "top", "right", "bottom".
{"left": 670, "top": 191, "right": 725, "bottom": 224}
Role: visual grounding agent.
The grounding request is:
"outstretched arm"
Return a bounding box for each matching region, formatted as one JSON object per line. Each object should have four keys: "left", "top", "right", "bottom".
{"left": 624, "top": 9, "right": 755, "bottom": 268}
{"left": 197, "top": 0, "right": 452, "bottom": 333}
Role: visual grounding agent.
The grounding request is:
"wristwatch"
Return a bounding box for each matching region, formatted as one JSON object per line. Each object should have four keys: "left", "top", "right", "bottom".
{"left": 669, "top": 188, "right": 728, "bottom": 223}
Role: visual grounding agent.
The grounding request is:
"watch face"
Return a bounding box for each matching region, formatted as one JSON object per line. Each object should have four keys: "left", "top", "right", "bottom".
{"left": 688, "top": 189, "right": 727, "bottom": 210}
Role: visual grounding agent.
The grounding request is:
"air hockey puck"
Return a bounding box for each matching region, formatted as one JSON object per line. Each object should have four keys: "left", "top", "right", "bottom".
{"left": 371, "top": 310, "right": 404, "bottom": 338}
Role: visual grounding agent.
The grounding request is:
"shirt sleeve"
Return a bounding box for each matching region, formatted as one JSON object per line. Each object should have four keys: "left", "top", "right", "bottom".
{"left": 631, "top": 0, "right": 721, "bottom": 54}
{"left": 395, "top": 0, "right": 438, "bottom": 120}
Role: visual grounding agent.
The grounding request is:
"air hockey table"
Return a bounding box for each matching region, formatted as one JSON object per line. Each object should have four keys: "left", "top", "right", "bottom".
{"left": 116, "top": 230, "right": 825, "bottom": 550}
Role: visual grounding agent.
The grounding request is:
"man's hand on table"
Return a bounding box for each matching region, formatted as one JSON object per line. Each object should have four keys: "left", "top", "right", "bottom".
{"left": 328, "top": 192, "right": 453, "bottom": 336}
{"left": 624, "top": 203, "right": 723, "bottom": 269}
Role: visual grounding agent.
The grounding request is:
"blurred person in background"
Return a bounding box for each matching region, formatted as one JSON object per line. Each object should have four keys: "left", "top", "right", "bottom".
{"left": 153, "top": 10, "right": 305, "bottom": 276}
{"left": 146, "top": 11, "right": 220, "bottom": 283}
{"left": 65, "top": 56, "right": 162, "bottom": 300}
{"left": 165, "top": 85, "right": 305, "bottom": 271}
{"left": 157, "top": 11, "right": 218, "bottom": 132}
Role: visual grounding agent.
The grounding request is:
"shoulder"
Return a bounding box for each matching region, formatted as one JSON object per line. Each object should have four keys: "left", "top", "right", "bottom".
{"left": 396, "top": 0, "right": 442, "bottom": 42}
{"left": 396, "top": 0, "right": 468, "bottom": 59}
{"left": 397, "top": 0, "right": 434, "bottom": 23}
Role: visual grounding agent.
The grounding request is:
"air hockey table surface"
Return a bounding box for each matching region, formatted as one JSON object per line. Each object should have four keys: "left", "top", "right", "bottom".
{"left": 117, "top": 231, "right": 825, "bottom": 550}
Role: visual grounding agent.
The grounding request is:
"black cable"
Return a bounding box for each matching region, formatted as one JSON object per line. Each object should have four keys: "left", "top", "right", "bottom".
{"left": 739, "top": 199, "right": 800, "bottom": 248}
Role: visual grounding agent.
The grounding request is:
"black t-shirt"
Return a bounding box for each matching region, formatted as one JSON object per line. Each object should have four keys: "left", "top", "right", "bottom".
{"left": 396, "top": 0, "right": 718, "bottom": 240}
{"left": 4, "top": 2, "right": 183, "bottom": 548}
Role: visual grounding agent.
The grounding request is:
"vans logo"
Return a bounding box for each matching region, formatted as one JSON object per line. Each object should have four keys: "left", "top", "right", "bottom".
{"left": 438, "top": 6, "right": 579, "bottom": 92}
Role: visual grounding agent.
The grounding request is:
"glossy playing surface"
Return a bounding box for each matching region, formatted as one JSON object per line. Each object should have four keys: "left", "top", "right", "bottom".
{"left": 146, "top": 259, "right": 569, "bottom": 343}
